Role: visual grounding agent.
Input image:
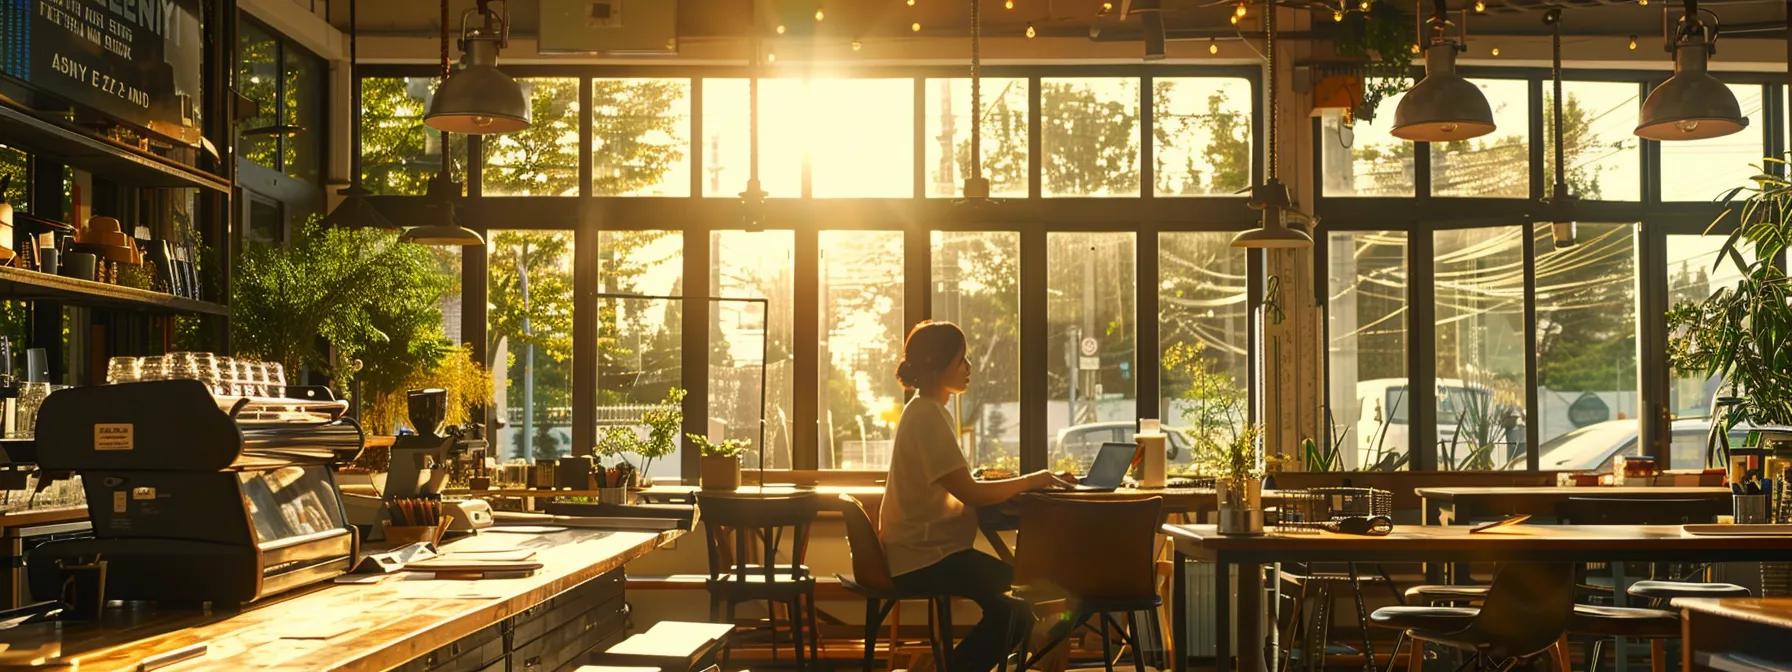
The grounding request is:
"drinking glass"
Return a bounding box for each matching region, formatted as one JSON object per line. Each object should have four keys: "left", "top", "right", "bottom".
{"left": 13, "top": 383, "right": 51, "bottom": 438}
{"left": 266, "top": 362, "right": 287, "bottom": 397}
{"left": 216, "top": 356, "right": 238, "bottom": 396}
{"left": 105, "top": 356, "right": 141, "bottom": 385}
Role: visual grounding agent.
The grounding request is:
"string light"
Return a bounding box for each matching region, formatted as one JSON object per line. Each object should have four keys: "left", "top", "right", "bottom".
{"left": 1333, "top": 9, "right": 1344, "bottom": 21}
{"left": 911, "top": 21, "right": 921, "bottom": 31}
{"left": 1004, "top": 0, "right": 1014, "bottom": 8}
{"left": 1473, "top": 0, "right": 1484, "bottom": 12}
{"left": 1627, "top": 34, "right": 1638, "bottom": 50}
{"left": 1229, "top": 13, "right": 1239, "bottom": 25}
{"left": 1638, "top": 0, "right": 1648, "bottom": 5}
{"left": 1025, "top": 22, "right": 1036, "bottom": 38}
{"left": 767, "top": 51, "right": 778, "bottom": 63}
{"left": 1490, "top": 46, "right": 1500, "bottom": 56}
{"left": 814, "top": 8, "right": 824, "bottom": 21}
{"left": 776, "top": 24, "right": 786, "bottom": 34}
{"left": 1410, "top": 42, "right": 1421, "bottom": 54}
{"left": 852, "top": 39, "right": 863, "bottom": 51}
{"left": 1235, "top": 2, "right": 1247, "bottom": 17}
{"left": 1101, "top": 1, "right": 1113, "bottom": 12}
{"left": 1209, "top": 38, "right": 1219, "bottom": 55}
{"left": 907, "top": 0, "right": 915, "bottom": 5}
{"left": 1358, "top": 0, "right": 1369, "bottom": 10}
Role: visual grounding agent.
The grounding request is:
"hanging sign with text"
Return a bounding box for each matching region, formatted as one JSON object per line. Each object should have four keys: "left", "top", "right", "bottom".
{"left": 0, "top": 0, "right": 205, "bottom": 144}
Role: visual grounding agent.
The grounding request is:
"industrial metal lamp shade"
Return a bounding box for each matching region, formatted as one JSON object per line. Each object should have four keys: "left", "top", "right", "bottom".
{"left": 425, "top": 38, "right": 530, "bottom": 134}
{"left": 1635, "top": 40, "right": 1748, "bottom": 141}
{"left": 400, "top": 224, "right": 486, "bottom": 246}
{"left": 1230, "top": 209, "right": 1313, "bottom": 249}
{"left": 1392, "top": 44, "right": 1496, "bottom": 142}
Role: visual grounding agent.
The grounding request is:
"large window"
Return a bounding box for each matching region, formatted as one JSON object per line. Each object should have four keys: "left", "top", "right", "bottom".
{"left": 712, "top": 231, "right": 795, "bottom": 470}
{"left": 1319, "top": 93, "right": 1413, "bottom": 197}
{"left": 1153, "top": 78, "right": 1253, "bottom": 196}
{"left": 1432, "top": 79, "right": 1530, "bottom": 198}
{"left": 819, "top": 231, "right": 906, "bottom": 469}
{"left": 1433, "top": 227, "right": 1527, "bottom": 470}
{"left": 1533, "top": 223, "right": 1638, "bottom": 469}
{"left": 810, "top": 80, "right": 914, "bottom": 198}
{"left": 1159, "top": 233, "right": 1249, "bottom": 471}
{"left": 485, "top": 78, "right": 581, "bottom": 196}
{"left": 701, "top": 79, "right": 802, "bottom": 197}
{"left": 1326, "top": 231, "right": 1409, "bottom": 470}
{"left": 361, "top": 76, "right": 467, "bottom": 195}
{"left": 1667, "top": 233, "right": 1752, "bottom": 421}
{"left": 0, "top": 144, "right": 28, "bottom": 212}
{"left": 596, "top": 231, "right": 685, "bottom": 479}
{"left": 932, "top": 232, "right": 1021, "bottom": 472}
{"left": 236, "top": 18, "right": 323, "bottom": 185}
{"left": 1042, "top": 78, "right": 1140, "bottom": 197}
{"left": 1046, "top": 232, "right": 1138, "bottom": 472}
{"left": 1660, "top": 83, "right": 1765, "bottom": 202}
{"left": 925, "top": 78, "right": 1029, "bottom": 198}
{"left": 488, "top": 231, "right": 575, "bottom": 461}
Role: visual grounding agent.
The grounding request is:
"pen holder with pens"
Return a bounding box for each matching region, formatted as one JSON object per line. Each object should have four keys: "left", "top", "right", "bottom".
{"left": 1734, "top": 495, "right": 1769, "bottom": 524}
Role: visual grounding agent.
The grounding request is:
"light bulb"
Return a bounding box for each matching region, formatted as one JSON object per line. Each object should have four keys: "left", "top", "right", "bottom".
{"left": 1410, "top": 42, "right": 1420, "bottom": 54}
{"left": 852, "top": 40, "right": 863, "bottom": 51}
{"left": 1677, "top": 119, "right": 1701, "bottom": 133}
{"left": 1490, "top": 46, "right": 1500, "bottom": 56}
{"left": 1005, "top": 0, "right": 1014, "bottom": 8}
{"left": 1473, "top": 0, "right": 1484, "bottom": 11}
{"left": 1025, "top": 23, "right": 1036, "bottom": 38}
{"left": 1235, "top": 2, "right": 1247, "bottom": 17}
{"left": 766, "top": 52, "right": 777, "bottom": 63}
{"left": 472, "top": 116, "right": 494, "bottom": 128}
{"left": 1358, "top": 0, "right": 1370, "bottom": 10}
{"left": 776, "top": 24, "right": 786, "bottom": 34}
{"left": 1102, "top": 1, "right": 1113, "bottom": 10}
{"left": 1229, "top": 14, "right": 1239, "bottom": 24}
{"left": 907, "top": 0, "right": 915, "bottom": 5}
{"left": 1440, "top": 123, "right": 1458, "bottom": 133}
{"left": 1627, "top": 35, "right": 1637, "bottom": 50}
{"left": 911, "top": 21, "right": 921, "bottom": 31}
{"left": 1333, "top": 9, "right": 1343, "bottom": 21}
{"left": 814, "top": 8, "right": 824, "bottom": 21}
{"left": 1638, "top": 0, "right": 1648, "bottom": 5}
{"left": 1208, "top": 39, "right": 1219, "bottom": 55}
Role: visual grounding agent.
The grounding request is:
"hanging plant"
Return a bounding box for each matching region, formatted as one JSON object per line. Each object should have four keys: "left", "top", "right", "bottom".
{"left": 1329, "top": 2, "right": 1417, "bottom": 122}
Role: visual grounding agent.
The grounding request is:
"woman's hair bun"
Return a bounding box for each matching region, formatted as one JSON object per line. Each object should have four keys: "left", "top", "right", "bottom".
{"left": 895, "top": 321, "right": 965, "bottom": 390}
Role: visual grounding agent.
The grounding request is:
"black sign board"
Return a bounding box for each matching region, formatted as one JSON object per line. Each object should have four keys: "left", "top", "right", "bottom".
{"left": 1, "top": 0, "right": 205, "bottom": 145}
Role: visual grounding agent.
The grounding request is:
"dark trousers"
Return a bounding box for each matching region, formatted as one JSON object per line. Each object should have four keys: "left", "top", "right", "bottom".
{"left": 893, "top": 550, "right": 1027, "bottom": 672}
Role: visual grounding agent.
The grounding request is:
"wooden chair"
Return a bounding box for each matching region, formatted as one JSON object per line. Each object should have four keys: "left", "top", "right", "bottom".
{"left": 697, "top": 491, "right": 820, "bottom": 670}
{"left": 1006, "top": 494, "right": 1163, "bottom": 672}
{"left": 825, "top": 493, "right": 977, "bottom": 672}
{"left": 1379, "top": 562, "right": 1577, "bottom": 671}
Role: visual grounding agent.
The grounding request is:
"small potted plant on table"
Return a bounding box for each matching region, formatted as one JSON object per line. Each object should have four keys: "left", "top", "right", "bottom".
{"left": 690, "top": 435, "right": 749, "bottom": 491}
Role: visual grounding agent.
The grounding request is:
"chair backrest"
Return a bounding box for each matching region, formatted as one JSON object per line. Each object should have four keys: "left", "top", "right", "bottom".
{"left": 1467, "top": 562, "right": 1577, "bottom": 659}
{"left": 697, "top": 491, "right": 819, "bottom": 583}
{"left": 1013, "top": 494, "right": 1162, "bottom": 601}
{"left": 825, "top": 493, "right": 897, "bottom": 593}
{"left": 1555, "top": 497, "right": 1725, "bottom": 525}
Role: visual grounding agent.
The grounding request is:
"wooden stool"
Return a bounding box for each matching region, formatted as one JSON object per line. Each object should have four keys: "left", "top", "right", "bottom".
{"left": 594, "top": 621, "right": 734, "bottom": 672}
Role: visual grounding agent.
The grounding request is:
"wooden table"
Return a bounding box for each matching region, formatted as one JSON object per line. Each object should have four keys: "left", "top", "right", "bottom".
{"left": 0, "top": 526, "right": 681, "bottom": 671}
{"left": 1417, "top": 486, "right": 1730, "bottom": 526}
{"left": 1163, "top": 523, "right": 1792, "bottom": 672}
{"left": 1677, "top": 597, "right": 1792, "bottom": 671}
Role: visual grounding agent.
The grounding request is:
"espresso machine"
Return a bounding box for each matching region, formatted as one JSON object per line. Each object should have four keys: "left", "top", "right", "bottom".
{"left": 26, "top": 379, "right": 363, "bottom": 606}
{"left": 343, "top": 389, "right": 492, "bottom": 537}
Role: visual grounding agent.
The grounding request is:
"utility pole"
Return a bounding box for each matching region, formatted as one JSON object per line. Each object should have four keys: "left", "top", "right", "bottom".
{"left": 519, "top": 241, "right": 534, "bottom": 460}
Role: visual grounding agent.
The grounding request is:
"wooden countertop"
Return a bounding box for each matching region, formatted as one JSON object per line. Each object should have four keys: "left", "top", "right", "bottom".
{"left": 0, "top": 526, "right": 681, "bottom": 671}
{"left": 466, "top": 483, "right": 1273, "bottom": 514}
{"left": 1415, "top": 486, "right": 1728, "bottom": 500}
{"left": 1678, "top": 597, "right": 1792, "bottom": 631}
{"left": 1164, "top": 523, "right": 1792, "bottom": 564}
{"left": 0, "top": 506, "right": 86, "bottom": 531}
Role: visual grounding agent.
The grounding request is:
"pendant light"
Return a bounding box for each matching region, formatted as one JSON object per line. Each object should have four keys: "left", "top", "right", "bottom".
{"left": 1635, "top": 0, "right": 1747, "bottom": 140}
{"left": 425, "top": 0, "right": 530, "bottom": 135}
{"left": 961, "top": 0, "right": 990, "bottom": 202}
{"left": 321, "top": 0, "right": 395, "bottom": 230}
{"left": 739, "top": 1, "right": 769, "bottom": 228}
{"left": 402, "top": 0, "right": 485, "bottom": 247}
{"left": 1391, "top": 0, "right": 1495, "bottom": 142}
{"left": 1541, "top": 8, "right": 1578, "bottom": 249}
{"left": 1231, "top": 0, "right": 1313, "bottom": 249}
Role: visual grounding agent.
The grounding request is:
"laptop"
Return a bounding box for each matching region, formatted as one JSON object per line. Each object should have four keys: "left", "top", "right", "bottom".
{"left": 1070, "top": 442, "right": 1137, "bottom": 492}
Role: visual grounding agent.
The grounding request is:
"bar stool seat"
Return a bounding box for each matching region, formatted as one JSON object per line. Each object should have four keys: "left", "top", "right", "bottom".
{"left": 1368, "top": 605, "right": 1479, "bottom": 631}
{"left": 1626, "top": 580, "right": 1750, "bottom": 600}
{"left": 1403, "top": 584, "right": 1491, "bottom": 603}
{"left": 1569, "top": 605, "right": 1681, "bottom": 638}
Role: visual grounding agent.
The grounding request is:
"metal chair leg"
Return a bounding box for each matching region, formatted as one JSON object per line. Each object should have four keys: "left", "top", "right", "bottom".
{"left": 1099, "top": 613, "right": 1116, "bottom": 672}
{"left": 1126, "top": 611, "right": 1146, "bottom": 672}
{"left": 863, "top": 598, "right": 882, "bottom": 672}
{"left": 807, "top": 591, "right": 821, "bottom": 666}
{"left": 790, "top": 597, "right": 808, "bottom": 672}
{"left": 1349, "top": 563, "right": 1378, "bottom": 672}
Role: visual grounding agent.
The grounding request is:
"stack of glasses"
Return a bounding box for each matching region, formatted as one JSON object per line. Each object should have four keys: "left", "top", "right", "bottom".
{"left": 105, "top": 352, "right": 288, "bottom": 398}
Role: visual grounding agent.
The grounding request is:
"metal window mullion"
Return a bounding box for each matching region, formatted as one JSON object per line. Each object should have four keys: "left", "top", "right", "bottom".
{"left": 681, "top": 226, "right": 711, "bottom": 481}
{"left": 581, "top": 76, "right": 594, "bottom": 197}
{"left": 914, "top": 77, "right": 926, "bottom": 199}
{"left": 1029, "top": 76, "right": 1042, "bottom": 199}
{"left": 572, "top": 215, "right": 599, "bottom": 457}
{"left": 690, "top": 77, "right": 703, "bottom": 197}
{"left": 1408, "top": 225, "right": 1437, "bottom": 472}
{"left": 1140, "top": 75, "right": 1153, "bottom": 199}
{"left": 793, "top": 222, "right": 821, "bottom": 470}
{"left": 1020, "top": 229, "right": 1047, "bottom": 472}
{"left": 1137, "top": 225, "right": 1159, "bottom": 424}
{"left": 1637, "top": 221, "right": 1671, "bottom": 464}
{"left": 1523, "top": 224, "right": 1541, "bottom": 472}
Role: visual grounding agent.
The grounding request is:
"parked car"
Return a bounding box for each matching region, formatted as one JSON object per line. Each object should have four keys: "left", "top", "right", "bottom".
{"left": 1052, "top": 421, "right": 1195, "bottom": 465}
{"left": 1499, "top": 418, "right": 1742, "bottom": 471}
{"left": 1354, "top": 378, "right": 1494, "bottom": 470}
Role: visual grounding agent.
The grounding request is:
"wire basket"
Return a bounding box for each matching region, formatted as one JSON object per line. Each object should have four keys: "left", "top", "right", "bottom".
{"left": 1272, "top": 487, "right": 1392, "bottom": 534}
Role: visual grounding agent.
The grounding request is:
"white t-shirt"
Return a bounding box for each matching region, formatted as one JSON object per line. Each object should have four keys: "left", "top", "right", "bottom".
{"left": 879, "top": 395, "right": 980, "bottom": 576}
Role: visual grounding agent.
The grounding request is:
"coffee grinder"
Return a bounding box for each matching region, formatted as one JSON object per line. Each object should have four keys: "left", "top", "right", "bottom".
{"left": 345, "top": 389, "right": 493, "bottom": 537}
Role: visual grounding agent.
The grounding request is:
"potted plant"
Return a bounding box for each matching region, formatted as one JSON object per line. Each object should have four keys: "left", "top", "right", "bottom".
{"left": 1166, "top": 341, "right": 1265, "bottom": 535}
{"left": 1667, "top": 157, "right": 1792, "bottom": 469}
{"left": 594, "top": 387, "right": 685, "bottom": 488}
{"left": 689, "top": 434, "right": 749, "bottom": 491}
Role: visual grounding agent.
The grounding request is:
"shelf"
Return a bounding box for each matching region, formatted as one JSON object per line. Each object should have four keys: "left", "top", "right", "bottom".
{"left": 0, "top": 266, "right": 227, "bottom": 315}
{"left": 0, "top": 104, "right": 230, "bottom": 194}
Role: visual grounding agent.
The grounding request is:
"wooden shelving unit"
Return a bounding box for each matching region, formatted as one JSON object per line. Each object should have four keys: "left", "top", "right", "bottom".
{"left": 0, "top": 266, "right": 226, "bottom": 316}
{"left": 0, "top": 105, "right": 228, "bottom": 194}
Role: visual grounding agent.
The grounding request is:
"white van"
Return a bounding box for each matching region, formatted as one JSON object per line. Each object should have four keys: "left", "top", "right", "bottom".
{"left": 1354, "top": 378, "right": 1493, "bottom": 470}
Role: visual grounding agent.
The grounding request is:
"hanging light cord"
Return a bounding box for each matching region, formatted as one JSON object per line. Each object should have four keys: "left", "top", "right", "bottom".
{"left": 1549, "top": 10, "right": 1566, "bottom": 194}
{"left": 970, "top": 0, "right": 983, "bottom": 181}
{"left": 348, "top": 0, "right": 362, "bottom": 189}
{"left": 748, "top": 2, "right": 762, "bottom": 191}
{"left": 436, "top": 0, "right": 452, "bottom": 188}
{"left": 1265, "top": 0, "right": 1277, "bottom": 182}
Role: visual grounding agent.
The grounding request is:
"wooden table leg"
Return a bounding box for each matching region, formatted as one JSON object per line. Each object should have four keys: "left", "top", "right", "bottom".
{"left": 1239, "top": 562, "right": 1267, "bottom": 672}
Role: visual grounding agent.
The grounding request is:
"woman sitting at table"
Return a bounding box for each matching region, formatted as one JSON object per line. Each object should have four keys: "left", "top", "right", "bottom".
{"left": 881, "top": 320, "right": 1073, "bottom": 672}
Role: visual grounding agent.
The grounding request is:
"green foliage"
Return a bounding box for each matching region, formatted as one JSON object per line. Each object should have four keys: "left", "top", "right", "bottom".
{"left": 1668, "top": 157, "right": 1792, "bottom": 465}
{"left": 591, "top": 79, "right": 688, "bottom": 196}
{"left": 954, "top": 80, "right": 1029, "bottom": 195}
{"left": 688, "top": 434, "right": 749, "bottom": 459}
{"left": 1, "top": 144, "right": 30, "bottom": 211}
{"left": 359, "top": 76, "right": 467, "bottom": 195}
{"left": 230, "top": 220, "right": 452, "bottom": 387}
{"left": 1041, "top": 81, "right": 1139, "bottom": 196}
{"left": 1330, "top": 2, "right": 1415, "bottom": 120}
{"left": 595, "top": 387, "right": 686, "bottom": 474}
{"left": 362, "top": 345, "right": 493, "bottom": 436}
{"left": 1164, "top": 340, "right": 1260, "bottom": 480}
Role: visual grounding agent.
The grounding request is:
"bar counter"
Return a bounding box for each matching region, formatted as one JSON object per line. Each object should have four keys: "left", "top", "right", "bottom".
{"left": 0, "top": 526, "right": 680, "bottom": 671}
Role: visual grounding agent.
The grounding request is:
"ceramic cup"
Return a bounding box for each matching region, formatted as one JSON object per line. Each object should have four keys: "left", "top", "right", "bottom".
{"left": 62, "top": 252, "right": 97, "bottom": 281}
